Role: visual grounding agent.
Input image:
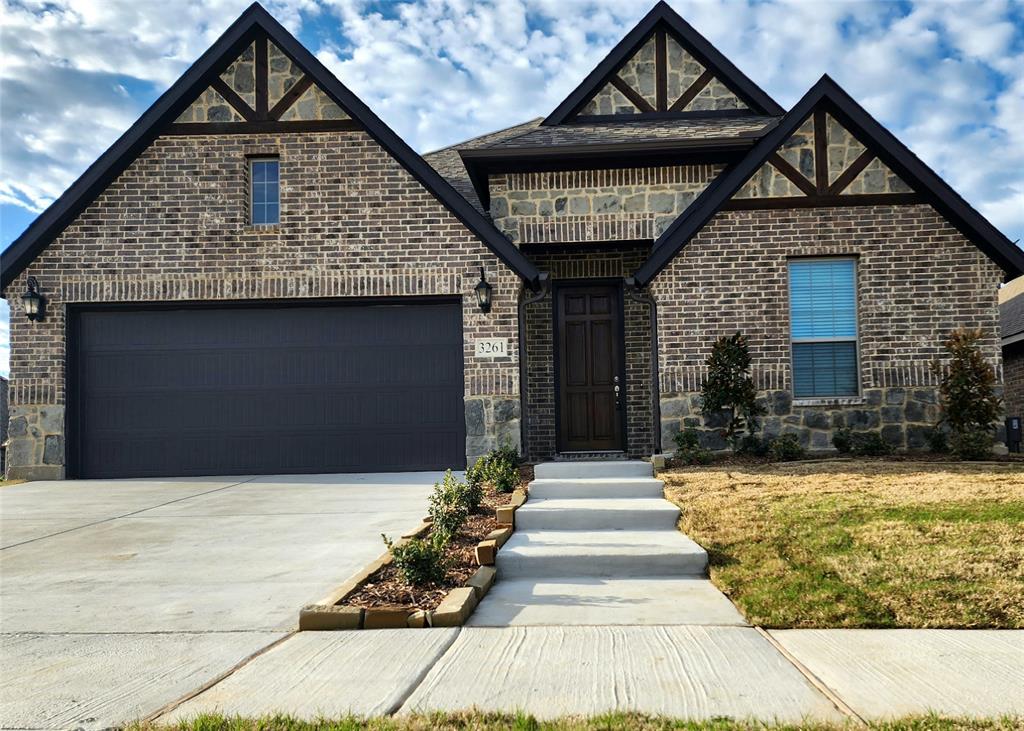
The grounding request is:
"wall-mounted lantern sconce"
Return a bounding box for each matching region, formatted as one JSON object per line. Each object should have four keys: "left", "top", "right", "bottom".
{"left": 474, "top": 266, "right": 492, "bottom": 313}
{"left": 22, "top": 276, "right": 45, "bottom": 322}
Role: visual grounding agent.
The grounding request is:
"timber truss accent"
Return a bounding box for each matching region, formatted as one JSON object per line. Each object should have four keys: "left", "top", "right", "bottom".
{"left": 635, "top": 75, "right": 1024, "bottom": 285}
{"left": 166, "top": 35, "right": 358, "bottom": 135}
{"left": 544, "top": 1, "right": 784, "bottom": 124}
{"left": 724, "top": 106, "right": 919, "bottom": 210}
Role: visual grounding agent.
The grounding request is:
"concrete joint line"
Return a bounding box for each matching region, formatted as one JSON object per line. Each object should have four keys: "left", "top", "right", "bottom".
{"left": 754, "top": 627, "right": 867, "bottom": 726}
{"left": 142, "top": 631, "right": 297, "bottom": 724}
{"left": 391, "top": 627, "right": 463, "bottom": 715}
{"left": 0, "top": 477, "right": 259, "bottom": 551}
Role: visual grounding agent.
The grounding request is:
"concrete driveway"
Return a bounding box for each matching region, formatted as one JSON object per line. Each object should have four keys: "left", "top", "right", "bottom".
{"left": 0, "top": 472, "right": 436, "bottom": 729}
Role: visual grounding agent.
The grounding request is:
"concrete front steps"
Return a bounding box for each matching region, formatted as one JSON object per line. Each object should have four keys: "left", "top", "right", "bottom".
{"left": 497, "top": 530, "right": 708, "bottom": 578}
{"left": 471, "top": 460, "right": 746, "bottom": 627}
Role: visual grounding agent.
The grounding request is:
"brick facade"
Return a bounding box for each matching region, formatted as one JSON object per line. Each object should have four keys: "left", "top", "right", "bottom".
{"left": 3, "top": 130, "right": 524, "bottom": 479}
{"left": 1005, "top": 345, "right": 1024, "bottom": 419}
{"left": 521, "top": 245, "right": 654, "bottom": 461}
{"left": 650, "top": 204, "right": 1004, "bottom": 451}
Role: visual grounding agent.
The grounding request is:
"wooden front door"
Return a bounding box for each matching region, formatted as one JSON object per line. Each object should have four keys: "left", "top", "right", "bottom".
{"left": 556, "top": 283, "right": 625, "bottom": 452}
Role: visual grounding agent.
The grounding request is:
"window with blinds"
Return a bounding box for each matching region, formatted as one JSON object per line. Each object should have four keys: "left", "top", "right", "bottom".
{"left": 788, "top": 258, "right": 859, "bottom": 398}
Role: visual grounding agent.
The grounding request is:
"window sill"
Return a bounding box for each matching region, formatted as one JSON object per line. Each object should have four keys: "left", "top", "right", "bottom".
{"left": 245, "top": 224, "right": 282, "bottom": 232}
{"left": 792, "top": 397, "right": 864, "bottom": 407}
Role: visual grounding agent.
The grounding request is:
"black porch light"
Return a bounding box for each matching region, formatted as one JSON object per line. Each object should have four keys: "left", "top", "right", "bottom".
{"left": 474, "top": 266, "right": 492, "bottom": 313}
{"left": 21, "top": 276, "right": 44, "bottom": 321}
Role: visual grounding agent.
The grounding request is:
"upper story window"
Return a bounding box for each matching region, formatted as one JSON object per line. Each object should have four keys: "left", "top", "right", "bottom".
{"left": 250, "top": 158, "right": 279, "bottom": 225}
{"left": 788, "top": 258, "right": 859, "bottom": 398}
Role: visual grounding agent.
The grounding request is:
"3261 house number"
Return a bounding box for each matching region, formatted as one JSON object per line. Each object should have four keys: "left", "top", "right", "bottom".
{"left": 475, "top": 338, "right": 508, "bottom": 358}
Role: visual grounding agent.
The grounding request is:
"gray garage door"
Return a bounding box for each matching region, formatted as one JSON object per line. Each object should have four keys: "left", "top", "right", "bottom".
{"left": 70, "top": 301, "right": 465, "bottom": 478}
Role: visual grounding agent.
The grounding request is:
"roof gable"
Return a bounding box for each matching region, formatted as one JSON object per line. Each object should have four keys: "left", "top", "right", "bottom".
{"left": 1, "top": 3, "right": 540, "bottom": 290}
{"left": 544, "top": 1, "right": 784, "bottom": 125}
{"left": 729, "top": 112, "right": 915, "bottom": 203}
{"left": 636, "top": 75, "right": 1024, "bottom": 285}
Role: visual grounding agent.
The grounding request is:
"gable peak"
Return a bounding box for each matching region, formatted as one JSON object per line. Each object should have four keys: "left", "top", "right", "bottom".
{"left": 543, "top": 2, "right": 784, "bottom": 125}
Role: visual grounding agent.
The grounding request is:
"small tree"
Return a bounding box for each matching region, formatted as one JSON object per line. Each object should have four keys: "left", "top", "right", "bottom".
{"left": 700, "top": 332, "right": 766, "bottom": 444}
{"left": 933, "top": 328, "right": 1001, "bottom": 458}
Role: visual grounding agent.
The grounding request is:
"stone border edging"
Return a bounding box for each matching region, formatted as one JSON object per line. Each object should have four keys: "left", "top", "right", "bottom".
{"left": 298, "top": 488, "right": 527, "bottom": 630}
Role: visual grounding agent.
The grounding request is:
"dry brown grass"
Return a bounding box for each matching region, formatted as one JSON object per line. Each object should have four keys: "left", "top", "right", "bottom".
{"left": 135, "top": 711, "right": 1024, "bottom": 731}
{"left": 662, "top": 460, "right": 1024, "bottom": 628}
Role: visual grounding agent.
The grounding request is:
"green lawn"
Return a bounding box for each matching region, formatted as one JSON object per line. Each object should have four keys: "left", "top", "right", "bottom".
{"left": 135, "top": 712, "right": 1024, "bottom": 731}
{"left": 662, "top": 461, "right": 1024, "bottom": 628}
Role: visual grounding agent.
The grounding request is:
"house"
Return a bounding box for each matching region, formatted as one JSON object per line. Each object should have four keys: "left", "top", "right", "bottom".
{"left": 1001, "top": 278, "right": 1024, "bottom": 420}
{"left": 0, "top": 376, "right": 7, "bottom": 474}
{"left": 2, "top": 2, "right": 1021, "bottom": 480}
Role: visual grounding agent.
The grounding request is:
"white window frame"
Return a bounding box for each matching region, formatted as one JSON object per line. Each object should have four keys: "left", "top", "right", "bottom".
{"left": 250, "top": 157, "right": 280, "bottom": 226}
{"left": 787, "top": 256, "right": 862, "bottom": 402}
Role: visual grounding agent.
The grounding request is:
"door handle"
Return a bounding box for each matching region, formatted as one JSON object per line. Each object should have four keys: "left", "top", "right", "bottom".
{"left": 614, "top": 376, "right": 621, "bottom": 409}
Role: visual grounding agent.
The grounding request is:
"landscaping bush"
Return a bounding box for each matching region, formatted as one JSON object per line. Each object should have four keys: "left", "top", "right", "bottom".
{"left": 950, "top": 428, "right": 994, "bottom": 461}
{"left": 766, "top": 433, "right": 805, "bottom": 462}
{"left": 700, "top": 332, "right": 766, "bottom": 444}
{"left": 935, "top": 328, "right": 1001, "bottom": 432}
{"left": 832, "top": 428, "right": 893, "bottom": 456}
{"left": 832, "top": 427, "right": 854, "bottom": 454}
{"left": 382, "top": 532, "right": 449, "bottom": 586}
{"left": 852, "top": 431, "right": 894, "bottom": 456}
{"left": 736, "top": 434, "right": 769, "bottom": 457}
{"left": 926, "top": 427, "right": 949, "bottom": 454}
{"left": 933, "top": 328, "right": 1000, "bottom": 460}
{"left": 673, "top": 428, "right": 713, "bottom": 465}
{"left": 428, "top": 470, "right": 469, "bottom": 540}
{"left": 467, "top": 443, "right": 521, "bottom": 494}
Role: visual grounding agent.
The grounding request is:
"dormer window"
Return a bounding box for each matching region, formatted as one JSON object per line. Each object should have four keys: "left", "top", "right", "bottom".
{"left": 250, "top": 158, "right": 279, "bottom": 225}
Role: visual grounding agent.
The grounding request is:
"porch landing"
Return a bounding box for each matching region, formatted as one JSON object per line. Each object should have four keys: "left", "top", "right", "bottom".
{"left": 469, "top": 460, "right": 745, "bottom": 626}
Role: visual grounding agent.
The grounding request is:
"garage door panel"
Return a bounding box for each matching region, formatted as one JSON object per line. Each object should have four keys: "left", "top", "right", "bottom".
{"left": 73, "top": 302, "right": 465, "bottom": 478}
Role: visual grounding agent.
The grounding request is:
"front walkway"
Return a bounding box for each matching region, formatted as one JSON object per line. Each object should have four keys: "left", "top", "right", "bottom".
{"left": 470, "top": 460, "right": 744, "bottom": 626}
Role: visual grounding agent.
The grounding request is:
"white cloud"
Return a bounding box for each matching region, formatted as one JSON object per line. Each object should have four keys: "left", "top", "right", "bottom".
{"left": 1, "top": 0, "right": 1022, "bottom": 245}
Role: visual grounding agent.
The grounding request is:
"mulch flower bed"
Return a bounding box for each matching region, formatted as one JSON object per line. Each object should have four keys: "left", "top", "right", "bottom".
{"left": 666, "top": 451, "right": 1024, "bottom": 470}
{"left": 343, "top": 474, "right": 529, "bottom": 612}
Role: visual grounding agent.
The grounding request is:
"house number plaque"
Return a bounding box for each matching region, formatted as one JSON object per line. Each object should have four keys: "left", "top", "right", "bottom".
{"left": 475, "top": 338, "right": 508, "bottom": 358}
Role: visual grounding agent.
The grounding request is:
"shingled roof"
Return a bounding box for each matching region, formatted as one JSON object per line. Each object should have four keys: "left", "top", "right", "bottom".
{"left": 477, "top": 117, "right": 777, "bottom": 150}
{"left": 1002, "top": 292, "right": 1024, "bottom": 344}
{"left": 423, "top": 118, "right": 542, "bottom": 214}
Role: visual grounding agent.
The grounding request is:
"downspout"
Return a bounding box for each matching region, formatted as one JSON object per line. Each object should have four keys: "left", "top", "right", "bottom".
{"left": 518, "top": 272, "right": 550, "bottom": 460}
{"left": 625, "top": 276, "right": 662, "bottom": 455}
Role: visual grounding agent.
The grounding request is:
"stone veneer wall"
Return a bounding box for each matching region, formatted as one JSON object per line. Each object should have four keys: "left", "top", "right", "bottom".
{"left": 490, "top": 165, "right": 721, "bottom": 245}
{"left": 3, "top": 131, "right": 523, "bottom": 479}
{"left": 522, "top": 245, "right": 654, "bottom": 461}
{"left": 579, "top": 33, "right": 746, "bottom": 116}
{"left": 651, "top": 204, "right": 1004, "bottom": 452}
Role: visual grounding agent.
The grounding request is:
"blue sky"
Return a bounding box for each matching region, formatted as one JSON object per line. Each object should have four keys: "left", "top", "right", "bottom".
{"left": 2, "top": 0, "right": 1024, "bottom": 377}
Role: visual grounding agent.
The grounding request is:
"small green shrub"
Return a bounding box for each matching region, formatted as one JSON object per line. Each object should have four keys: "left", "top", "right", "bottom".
{"left": 428, "top": 470, "right": 469, "bottom": 540}
{"left": 467, "top": 444, "right": 521, "bottom": 494}
{"left": 950, "top": 428, "right": 993, "bottom": 461}
{"left": 852, "top": 431, "right": 894, "bottom": 456}
{"left": 735, "top": 434, "right": 769, "bottom": 457}
{"left": 832, "top": 428, "right": 893, "bottom": 456}
{"left": 382, "top": 532, "right": 448, "bottom": 586}
{"left": 934, "top": 328, "right": 1002, "bottom": 434}
{"left": 767, "top": 433, "right": 805, "bottom": 462}
{"left": 700, "top": 332, "right": 766, "bottom": 442}
{"left": 926, "top": 427, "right": 949, "bottom": 454}
{"left": 673, "top": 428, "right": 713, "bottom": 465}
{"left": 832, "top": 427, "right": 854, "bottom": 454}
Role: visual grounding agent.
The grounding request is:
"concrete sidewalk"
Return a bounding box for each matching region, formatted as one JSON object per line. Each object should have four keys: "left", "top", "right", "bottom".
{"left": 163, "top": 627, "right": 1024, "bottom": 723}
